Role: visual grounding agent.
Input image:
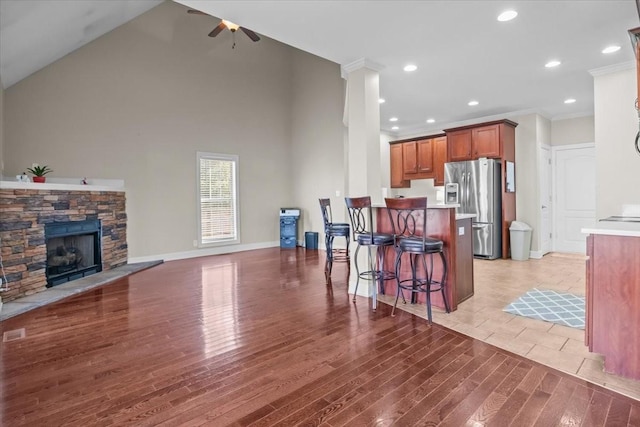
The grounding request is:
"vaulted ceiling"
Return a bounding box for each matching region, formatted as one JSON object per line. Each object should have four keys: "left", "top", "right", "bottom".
{"left": 2, "top": 0, "right": 638, "bottom": 135}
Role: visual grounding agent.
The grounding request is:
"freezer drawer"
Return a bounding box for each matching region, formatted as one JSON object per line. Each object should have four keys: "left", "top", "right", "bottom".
{"left": 472, "top": 222, "right": 501, "bottom": 259}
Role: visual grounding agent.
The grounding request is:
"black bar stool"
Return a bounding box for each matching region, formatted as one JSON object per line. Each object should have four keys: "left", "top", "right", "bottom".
{"left": 319, "top": 198, "right": 350, "bottom": 277}
{"left": 384, "top": 197, "right": 450, "bottom": 323}
{"left": 344, "top": 196, "right": 395, "bottom": 310}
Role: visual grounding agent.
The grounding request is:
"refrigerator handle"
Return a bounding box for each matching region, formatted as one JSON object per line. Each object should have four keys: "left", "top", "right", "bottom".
{"left": 461, "top": 174, "right": 465, "bottom": 209}
{"left": 466, "top": 172, "right": 471, "bottom": 207}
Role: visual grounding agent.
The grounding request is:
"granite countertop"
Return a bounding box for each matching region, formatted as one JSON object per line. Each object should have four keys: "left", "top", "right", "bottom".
{"left": 372, "top": 203, "right": 460, "bottom": 209}
{"left": 582, "top": 221, "right": 640, "bottom": 238}
{"left": 455, "top": 214, "right": 477, "bottom": 220}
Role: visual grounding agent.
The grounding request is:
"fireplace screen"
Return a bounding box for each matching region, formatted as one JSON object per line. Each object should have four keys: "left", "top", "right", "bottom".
{"left": 45, "top": 220, "right": 102, "bottom": 287}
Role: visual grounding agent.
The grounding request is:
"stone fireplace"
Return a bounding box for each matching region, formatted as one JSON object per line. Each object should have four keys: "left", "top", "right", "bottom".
{"left": 0, "top": 183, "right": 127, "bottom": 302}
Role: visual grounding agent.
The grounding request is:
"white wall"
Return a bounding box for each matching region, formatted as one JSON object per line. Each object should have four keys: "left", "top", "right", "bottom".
{"left": 0, "top": 76, "right": 3, "bottom": 307}
{"left": 514, "top": 114, "right": 541, "bottom": 252}
{"left": 3, "top": 1, "right": 343, "bottom": 259}
{"left": 0, "top": 76, "right": 4, "bottom": 178}
{"left": 594, "top": 66, "right": 639, "bottom": 218}
{"left": 551, "top": 116, "right": 594, "bottom": 146}
{"left": 289, "top": 49, "right": 345, "bottom": 243}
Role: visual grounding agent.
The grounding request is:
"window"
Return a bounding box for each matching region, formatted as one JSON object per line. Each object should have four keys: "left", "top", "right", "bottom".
{"left": 197, "top": 152, "right": 239, "bottom": 246}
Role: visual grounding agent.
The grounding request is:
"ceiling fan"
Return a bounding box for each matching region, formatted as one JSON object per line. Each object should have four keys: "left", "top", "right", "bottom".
{"left": 187, "top": 9, "right": 261, "bottom": 46}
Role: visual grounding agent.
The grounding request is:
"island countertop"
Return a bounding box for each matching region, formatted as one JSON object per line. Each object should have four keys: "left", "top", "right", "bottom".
{"left": 582, "top": 220, "right": 640, "bottom": 237}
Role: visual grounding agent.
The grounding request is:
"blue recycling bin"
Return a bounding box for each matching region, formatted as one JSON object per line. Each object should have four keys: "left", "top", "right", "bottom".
{"left": 280, "top": 208, "right": 300, "bottom": 249}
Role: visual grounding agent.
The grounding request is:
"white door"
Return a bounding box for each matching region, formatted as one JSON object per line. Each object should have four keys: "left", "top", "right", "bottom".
{"left": 540, "top": 145, "right": 552, "bottom": 255}
{"left": 553, "top": 144, "right": 596, "bottom": 254}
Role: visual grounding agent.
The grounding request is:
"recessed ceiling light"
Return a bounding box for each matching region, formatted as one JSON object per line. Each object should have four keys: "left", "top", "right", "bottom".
{"left": 564, "top": 98, "right": 576, "bottom": 104}
{"left": 497, "top": 10, "right": 518, "bottom": 22}
{"left": 468, "top": 100, "right": 479, "bottom": 106}
{"left": 379, "top": 98, "right": 386, "bottom": 104}
{"left": 426, "top": 118, "right": 436, "bottom": 124}
{"left": 403, "top": 64, "right": 418, "bottom": 72}
{"left": 391, "top": 126, "right": 399, "bottom": 130}
{"left": 602, "top": 45, "right": 621, "bottom": 54}
{"left": 545, "top": 60, "right": 561, "bottom": 68}
{"left": 389, "top": 117, "right": 398, "bottom": 122}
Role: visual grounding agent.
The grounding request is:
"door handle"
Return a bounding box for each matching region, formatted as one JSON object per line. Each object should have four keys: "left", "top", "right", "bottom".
{"left": 542, "top": 205, "right": 547, "bottom": 209}
{"left": 472, "top": 224, "right": 484, "bottom": 229}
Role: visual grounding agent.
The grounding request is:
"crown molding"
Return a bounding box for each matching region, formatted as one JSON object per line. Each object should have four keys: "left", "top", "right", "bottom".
{"left": 340, "top": 58, "right": 385, "bottom": 79}
{"left": 589, "top": 61, "right": 635, "bottom": 77}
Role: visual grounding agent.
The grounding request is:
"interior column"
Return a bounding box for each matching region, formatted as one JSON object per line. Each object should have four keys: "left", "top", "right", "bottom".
{"left": 341, "top": 59, "right": 383, "bottom": 297}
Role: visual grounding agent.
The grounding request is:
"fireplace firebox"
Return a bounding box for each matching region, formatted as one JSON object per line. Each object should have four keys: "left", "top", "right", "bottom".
{"left": 45, "top": 219, "right": 103, "bottom": 287}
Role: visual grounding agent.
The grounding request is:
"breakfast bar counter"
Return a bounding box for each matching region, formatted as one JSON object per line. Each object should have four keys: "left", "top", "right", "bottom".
{"left": 374, "top": 204, "right": 474, "bottom": 312}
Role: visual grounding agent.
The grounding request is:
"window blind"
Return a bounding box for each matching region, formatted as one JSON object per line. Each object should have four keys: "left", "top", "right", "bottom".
{"left": 198, "top": 154, "right": 238, "bottom": 244}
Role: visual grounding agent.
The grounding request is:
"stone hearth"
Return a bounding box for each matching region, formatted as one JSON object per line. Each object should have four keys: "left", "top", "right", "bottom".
{"left": 0, "top": 184, "right": 127, "bottom": 302}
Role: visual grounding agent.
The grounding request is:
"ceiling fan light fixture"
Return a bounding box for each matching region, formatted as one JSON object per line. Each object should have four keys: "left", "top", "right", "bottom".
{"left": 222, "top": 19, "right": 240, "bottom": 32}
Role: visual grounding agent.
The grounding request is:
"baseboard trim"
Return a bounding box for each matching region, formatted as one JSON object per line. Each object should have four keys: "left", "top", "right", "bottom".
{"left": 529, "top": 250, "right": 544, "bottom": 259}
{"left": 128, "top": 241, "right": 280, "bottom": 263}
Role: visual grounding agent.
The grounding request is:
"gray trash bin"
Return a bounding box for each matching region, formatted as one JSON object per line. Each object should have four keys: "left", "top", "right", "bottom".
{"left": 305, "top": 231, "right": 318, "bottom": 249}
{"left": 509, "top": 221, "right": 532, "bottom": 261}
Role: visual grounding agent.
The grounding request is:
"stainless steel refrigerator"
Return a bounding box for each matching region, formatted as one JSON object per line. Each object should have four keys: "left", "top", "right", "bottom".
{"left": 445, "top": 158, "right": 502, "bottom": 259}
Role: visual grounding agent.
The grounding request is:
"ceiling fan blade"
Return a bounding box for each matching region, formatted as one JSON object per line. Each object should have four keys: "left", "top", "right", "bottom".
{"left": 208, "top": 22, "right": 226, "bottom": 37}
{"left": 187, "top": 9, "right": 208, "bottom": 15}
{"left": 240, "top": 27, "right": 261, "bottom": 42}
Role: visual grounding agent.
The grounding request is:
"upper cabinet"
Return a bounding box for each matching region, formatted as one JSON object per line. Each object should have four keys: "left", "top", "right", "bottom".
{"left": 390, "top": 143, "right": 409, "bottom": 188}
{"left": 432, "top": 136, "right": 447, "bottom": 186}
{"left": 472, "top": 124, "right": 501, "bottom": 158}
{"left": 447, "top": 130, "right": 472, "bottom": 161}
{"left": 445, "top": 120, "right": 518, "bottom": 161}
{"left": 403, "top": 139, "right": 433, "bottom": 178}
{"left": 389, "top": 135, "right": 445, "bottom": 188}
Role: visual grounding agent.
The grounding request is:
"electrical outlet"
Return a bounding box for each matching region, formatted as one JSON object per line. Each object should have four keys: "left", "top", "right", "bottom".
{"left": 193, "top": 240, "right": 198, "bottom": 247}
{"left": 335, "top": 190, "right": 340, "bottom": 197}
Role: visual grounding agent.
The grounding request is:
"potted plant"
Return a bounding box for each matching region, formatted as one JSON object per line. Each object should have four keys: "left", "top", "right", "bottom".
{"left": 27, "top": 164, "right": 53, "bottom": 183}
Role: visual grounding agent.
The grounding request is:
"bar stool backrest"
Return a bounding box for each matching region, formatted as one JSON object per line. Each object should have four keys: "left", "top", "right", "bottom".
{"left": 344, "top": 196, "right": 373, "bottom": 241}
{"left": 384, "top": 197, "right": 428, "bottom": 243}
{"left": 319, "top": 198, "right": 333, "bottom": 230}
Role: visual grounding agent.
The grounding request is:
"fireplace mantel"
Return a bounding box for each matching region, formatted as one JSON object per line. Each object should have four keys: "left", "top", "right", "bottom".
{"left": 0, "top": 178, "right": 125, "bottom": 192}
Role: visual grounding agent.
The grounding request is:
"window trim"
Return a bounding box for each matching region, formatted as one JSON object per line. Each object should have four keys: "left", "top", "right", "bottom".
{"left": 196, "top": 151, "right": 240, "bottom": 247}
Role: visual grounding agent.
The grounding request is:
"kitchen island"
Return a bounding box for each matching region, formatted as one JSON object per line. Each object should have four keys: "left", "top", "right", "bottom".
{"left": 582, "top": 220, "right": 640, "bottom": 381}
{"left": 375, "top": 204, "right": 474, "bottom": 312}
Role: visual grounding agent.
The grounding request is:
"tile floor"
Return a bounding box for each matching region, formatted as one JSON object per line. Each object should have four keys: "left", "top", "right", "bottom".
{"left": 377, "top": 252, "right": 640, "bottom": 401}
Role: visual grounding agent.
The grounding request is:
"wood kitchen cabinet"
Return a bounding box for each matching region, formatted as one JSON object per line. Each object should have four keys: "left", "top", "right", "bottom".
{"left": 403, "top": 139, "right": 433, "bottom": 179}
{"left": 447, "top": 130, "right": 472, "bottom": 161}
{"left": 390, "top": 143, "right": 409, "bottom": 188}
{"left": 432, "top": 136, "right": 447, "bottom": 186}
{"left": 445, "top": 120, "right": 516, "bottom": 161}
{"left": 389, "top": 134, "right": 445, "bottom": 187}
{"left": 472, "top": 124, "right": 501, "bottom": 158}
{"left": 585, "top": 232, "right": 640, "bottom": 380}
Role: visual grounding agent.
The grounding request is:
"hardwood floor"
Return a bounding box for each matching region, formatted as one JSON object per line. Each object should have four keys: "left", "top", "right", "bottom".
{"left": 1, "top": 248, "right": 638, "bottom": 426}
